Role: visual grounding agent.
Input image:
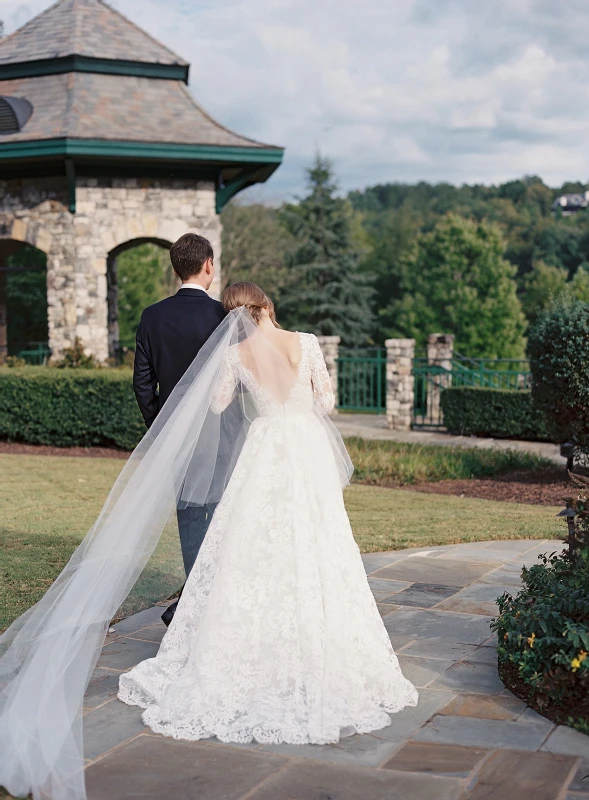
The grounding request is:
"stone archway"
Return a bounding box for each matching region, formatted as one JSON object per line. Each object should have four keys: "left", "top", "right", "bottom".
{"left": 0, "top": 177, "right": 224, "bottom": 362}
{"left": 106, "top": 237, "right": 173, "bottom": 360}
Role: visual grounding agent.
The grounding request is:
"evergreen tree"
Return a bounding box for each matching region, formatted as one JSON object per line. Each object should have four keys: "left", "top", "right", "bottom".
{"left": 279, "top": 156, "right": 374, "bottom": 344}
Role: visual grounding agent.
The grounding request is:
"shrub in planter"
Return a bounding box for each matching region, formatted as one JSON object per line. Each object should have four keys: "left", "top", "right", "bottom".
{"left": 491, "top": 521, "right": 589, "bottom": 731}
{"left": 0, "top": 367, "right": 144, "bottom": 450}
{"left": 441, "top": 386, "right": 550, "bottom": 440}
{"left": 528, "top": 297, "right": 589, "bottom": 459}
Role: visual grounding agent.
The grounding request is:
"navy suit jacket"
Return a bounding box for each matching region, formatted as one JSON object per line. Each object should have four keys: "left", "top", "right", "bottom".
{"left": 133, "top": 288, "right": 226, "bottom": 427}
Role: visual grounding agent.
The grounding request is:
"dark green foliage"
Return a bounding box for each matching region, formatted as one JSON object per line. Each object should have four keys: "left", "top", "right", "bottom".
{"left": 491, "top": 546, "right": 589, "bottom": 721}
{"left": 528, "top": 298, "right": 589, "bottom": 455}
{"left": 278, "top": 155, "right": 374, "bottom": 344}
{"left": 5, "top": 244, "right": 48, "bottom": 355}
{"left": 441, "top": 387, "right": 550, "bottom": 440}
{"left": 0, "top": 368, "right": 144, "bottom": 450}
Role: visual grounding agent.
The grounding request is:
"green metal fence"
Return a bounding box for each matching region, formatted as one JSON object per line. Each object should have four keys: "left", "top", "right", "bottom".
{"left": 337, "top": 348, "right": 386, "bottom": 413}
{"left": 450, "top": 354, "right": 531, "bottom": 390}
{"left": 17, "top": 343, "right": 51, "bottom": 365}
{"left": 412, "top": 353, "right": 531, "bottom": 428}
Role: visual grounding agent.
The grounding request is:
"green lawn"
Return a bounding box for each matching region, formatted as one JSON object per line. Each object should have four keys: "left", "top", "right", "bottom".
{"left": 0, "top": 453, "right": 563, "bottom": 631}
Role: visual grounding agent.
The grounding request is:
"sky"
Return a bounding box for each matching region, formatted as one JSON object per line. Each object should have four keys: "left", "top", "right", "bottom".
{"left": 2, "top": 0, "right": 589, "bottom": 202}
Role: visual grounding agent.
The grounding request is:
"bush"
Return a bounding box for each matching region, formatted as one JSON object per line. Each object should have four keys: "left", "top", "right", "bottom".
{"left": 54, "top": 337, "right": 100, "bottom": 369}
{"left": 528, "top": 298, "right": 589, "bottom": 456}
{"left": 491, "top": 545, "right": 589, "bottom": 731}
{"left": 440, "top": 386, "right": 550, "bottom": 440}
{"left": 346, "top": 437, "right": 552, "bottom": 485}
{"left": 0, "top": 367, "right": 144, "bottom": 450}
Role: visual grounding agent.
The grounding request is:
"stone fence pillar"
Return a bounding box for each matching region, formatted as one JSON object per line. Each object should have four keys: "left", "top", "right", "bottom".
{"left": 316, "top": 335, "right": 340, "bottom": 409}
{"left": 427, "top": 333, "right": 454, "bottom": 424}
{"left": 385, "top": 338, "right": 415, "bottom": 430}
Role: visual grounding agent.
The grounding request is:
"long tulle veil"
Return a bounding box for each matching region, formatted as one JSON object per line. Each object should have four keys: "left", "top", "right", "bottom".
{"left": 0, "top": 308, "right": 352, "bottom": 800}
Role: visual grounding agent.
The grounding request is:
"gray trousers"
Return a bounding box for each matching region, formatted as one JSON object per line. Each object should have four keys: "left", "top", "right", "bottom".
{"left": 176, "top": 503, "right": 216, "bottom": 577}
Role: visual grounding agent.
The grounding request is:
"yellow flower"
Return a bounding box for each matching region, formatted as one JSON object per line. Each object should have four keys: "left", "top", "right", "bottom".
{"left": 527, "top": 633, "right": 536, "bottom": 648}
{"left": 504, "top": 633, "right": 508, "bottom": 641}
{"left": 572, "top": 651, "right": 587, "bottom": 672}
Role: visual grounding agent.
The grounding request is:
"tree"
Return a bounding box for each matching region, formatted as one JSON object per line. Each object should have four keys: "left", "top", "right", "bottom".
{"left": 279, "top": 155, "right": 374, "bottom": 344}
{"left": 220, "top": 202, "right": 294, "bottom": 300}
{"left": 386, "top": 214, "right": 526, "bottom": 357}
{"left": 520, "top": 261, "right": 568, "bottom": 325}
{"left": 568, "top": 264, "right": 589, "bottom": 304}
{"left": 117, "top": 244, "right": 175, "bottom": 345}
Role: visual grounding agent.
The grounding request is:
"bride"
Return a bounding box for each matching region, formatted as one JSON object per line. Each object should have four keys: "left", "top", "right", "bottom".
{"left": 0, "top": 282, "right": 417, "bottom": 799}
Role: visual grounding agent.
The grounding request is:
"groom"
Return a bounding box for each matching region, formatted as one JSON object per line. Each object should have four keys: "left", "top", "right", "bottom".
{"left": 133, "top": 233, "right": 226, "bottom": 625}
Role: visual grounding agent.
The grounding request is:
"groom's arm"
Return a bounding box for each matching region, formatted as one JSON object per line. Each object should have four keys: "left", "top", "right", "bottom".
{"left": 133, "top": 321, "right": 159, "bottom": 428}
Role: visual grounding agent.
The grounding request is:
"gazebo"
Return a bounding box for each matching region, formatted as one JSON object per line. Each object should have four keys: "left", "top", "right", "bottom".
{"left": 0, "top": 0, "right": 283, "bottom": 361}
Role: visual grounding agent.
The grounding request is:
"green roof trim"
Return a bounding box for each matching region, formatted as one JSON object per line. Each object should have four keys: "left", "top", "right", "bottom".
{"left": 0, "top": 137, "right": 284, "bottom": 165}
{"left": 0, "top": 55, "right": 189, "bottom": 82}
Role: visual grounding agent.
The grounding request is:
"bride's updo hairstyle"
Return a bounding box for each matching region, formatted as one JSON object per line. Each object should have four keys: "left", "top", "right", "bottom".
{"left": 222, "top": 281, "right": 281, "bottom": 327}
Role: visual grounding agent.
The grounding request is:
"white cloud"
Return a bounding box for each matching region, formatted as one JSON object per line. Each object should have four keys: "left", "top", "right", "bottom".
{"left": 3, "top": 0, "right": 589, "bottom": 199}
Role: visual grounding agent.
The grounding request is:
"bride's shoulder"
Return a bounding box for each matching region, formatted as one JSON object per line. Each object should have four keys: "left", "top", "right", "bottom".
{"left": 297, "top": 332, "right": 321, "bottom": 350}
{"left": 296, "top": 331, "right": 318, "bottom": 343}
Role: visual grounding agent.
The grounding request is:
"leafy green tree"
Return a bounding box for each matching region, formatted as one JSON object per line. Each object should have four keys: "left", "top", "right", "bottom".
{"left": 520, "top": 261, "right": 568, "bottom": 325}
{"left": 569, "top": 264, "right": 589, "bottom": 304}
{"left": 220, "top": 202, "right": 294, "bottom": 300}
{"left": 279, "top": 155, "right": 374, "bottom": 344}
{"left": 116, "top": 244, "right": 175, "bottom": 345}
{"left": 387, "top": 214, "right": 526, "bottom": 357}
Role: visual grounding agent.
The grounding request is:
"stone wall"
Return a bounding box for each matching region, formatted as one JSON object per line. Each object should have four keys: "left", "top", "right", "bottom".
{"left": 0, "top": 176, "right": 221, "bottom": 361}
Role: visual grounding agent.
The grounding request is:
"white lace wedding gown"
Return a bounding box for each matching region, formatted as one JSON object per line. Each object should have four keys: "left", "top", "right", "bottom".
{"left": 118, "top": 332, "right": 418, "bottom": 744}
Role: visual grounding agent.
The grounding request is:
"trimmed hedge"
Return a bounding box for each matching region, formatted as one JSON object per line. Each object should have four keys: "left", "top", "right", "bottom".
{"left": 440, "top": 386, "right": 551, "bottom": 441}
{"left": 0, "top": 367, "right": 144, "bottom": 450}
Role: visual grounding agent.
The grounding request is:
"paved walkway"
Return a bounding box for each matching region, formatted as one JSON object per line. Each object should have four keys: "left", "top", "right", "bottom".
{"left": 84, "top": 539, "right": 588, "bottom": 800}
{"left": 333, "top": 413, "right": 564, "bottom": 465}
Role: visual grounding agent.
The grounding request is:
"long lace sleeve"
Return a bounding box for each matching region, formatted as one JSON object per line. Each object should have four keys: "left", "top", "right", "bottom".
{"left": 211, "top": 352, "right": 237, "bottom": 414}
{"left": 309, "top": 336, "right": 336, "bottom": 414}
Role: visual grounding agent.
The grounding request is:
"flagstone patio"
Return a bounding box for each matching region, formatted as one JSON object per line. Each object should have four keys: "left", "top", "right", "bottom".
{"left": 84, "top": 539, "right": 589, "bottom": 800}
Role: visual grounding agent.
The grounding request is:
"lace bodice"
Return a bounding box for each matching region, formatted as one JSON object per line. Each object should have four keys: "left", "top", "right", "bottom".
{"left": 211, "top": 332, "right": 335, "bottom": 417}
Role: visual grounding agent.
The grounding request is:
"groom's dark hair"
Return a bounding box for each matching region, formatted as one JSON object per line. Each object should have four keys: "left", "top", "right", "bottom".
{"left": 169, "top": 234, "right": 214, "bottom": 281}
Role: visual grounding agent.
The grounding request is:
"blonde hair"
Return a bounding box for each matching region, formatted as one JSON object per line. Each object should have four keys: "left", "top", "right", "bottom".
{"left": 222, "top": 282, "right": 280, "bottom": 327}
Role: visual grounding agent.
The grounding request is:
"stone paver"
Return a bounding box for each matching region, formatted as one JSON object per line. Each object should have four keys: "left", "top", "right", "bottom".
{"left": 382, "top": 741, "right": 489, "bottom": 777}
{"left": 466, "top": 749, "right": 578, "bottom": 800}
{"left": 82, "top": 538, "right": 588, "bottom": 799}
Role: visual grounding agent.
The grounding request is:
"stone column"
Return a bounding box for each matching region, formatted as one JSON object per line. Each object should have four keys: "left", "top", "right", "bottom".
{"left": 0, "top": 268, "right": 6, "bottom": 363}
{"left": 385, "top": 338, "right": 415, "bottom": 430}
{"left": 316, "top": 335, "right": 340, "bottom": 409}
{"left": 426, "top": 333, "right": 454, "bottom": 425}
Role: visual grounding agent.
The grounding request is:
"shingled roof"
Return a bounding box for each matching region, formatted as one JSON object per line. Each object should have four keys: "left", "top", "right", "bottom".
{"left": 0, "top": 71, "right": 271, "bottom": 148}
{"left": 0, "top": 0, "right": 187, "bottom": 67}
{"left": 0, "top": 0, "right": 283, "bottom": 209}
